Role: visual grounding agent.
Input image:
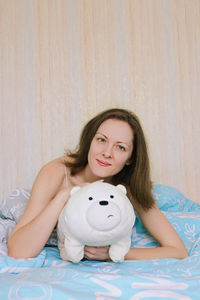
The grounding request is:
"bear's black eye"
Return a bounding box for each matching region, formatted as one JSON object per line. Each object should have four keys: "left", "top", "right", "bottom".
{"left": 88, "top": 197, "right": 93, "bottom": 200}
{"left": 110, "top": 195, "right": 114, "bottom": 199}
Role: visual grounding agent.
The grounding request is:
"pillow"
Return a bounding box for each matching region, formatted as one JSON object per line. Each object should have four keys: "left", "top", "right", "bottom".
{"left": 0, "top": 188, "right": 57, "bottom": 247}
{"left": 132, "top": 211, "right": 200, "bottom": 255}
{"left": 131, "top": 184, "right": 200, "bottom": 255}
{"left": 163, "top": 211, "right": 200, "bottom": 255}
{"left": 152, "top": 184, "right": 200, "bottom": 212}
{"left": 0, "top": 188, "right": 30, "bottom": 223}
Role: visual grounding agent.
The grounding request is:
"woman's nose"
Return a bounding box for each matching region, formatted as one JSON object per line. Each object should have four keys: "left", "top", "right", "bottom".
{"left": 102, "top": 144, "right": 113, "bottom": 158}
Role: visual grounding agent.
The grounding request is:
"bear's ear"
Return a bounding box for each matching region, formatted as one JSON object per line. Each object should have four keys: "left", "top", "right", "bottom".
{"left": 70, "top": 186, "right": 81, "bottom": 195}
{"left": 116, "top": 184, "right": 127, "bottom": 195}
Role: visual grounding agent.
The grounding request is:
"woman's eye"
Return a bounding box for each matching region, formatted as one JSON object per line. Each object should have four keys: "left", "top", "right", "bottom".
{"left": 117, "top": 145, "right": 126, "bottom": 151}
{"left": 97, "top": 137, "right": 105, "bottom": 143}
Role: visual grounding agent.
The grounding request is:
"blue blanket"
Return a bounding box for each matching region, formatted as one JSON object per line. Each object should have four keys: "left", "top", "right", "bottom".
{"left": 0, "top": 185, "right": 200, "bottom": 300}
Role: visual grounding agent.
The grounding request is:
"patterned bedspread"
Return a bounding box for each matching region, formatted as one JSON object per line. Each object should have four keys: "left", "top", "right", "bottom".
{"left": 0, "top": 185, "right": 200, "bottom": 300}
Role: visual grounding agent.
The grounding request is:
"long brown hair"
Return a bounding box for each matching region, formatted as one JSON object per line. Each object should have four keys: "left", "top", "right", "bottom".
{"left": 64, "top": 108, "right": 155, "bottom": 210}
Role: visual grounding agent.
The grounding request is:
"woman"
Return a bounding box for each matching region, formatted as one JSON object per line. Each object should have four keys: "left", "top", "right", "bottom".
{"left": 8, "top": 108, "right": 188, "bottom": 260}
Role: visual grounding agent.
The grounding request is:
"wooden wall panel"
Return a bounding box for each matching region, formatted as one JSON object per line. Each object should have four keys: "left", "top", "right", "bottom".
{"left": 0, "top": 0, "right": 200, "bottom": 202}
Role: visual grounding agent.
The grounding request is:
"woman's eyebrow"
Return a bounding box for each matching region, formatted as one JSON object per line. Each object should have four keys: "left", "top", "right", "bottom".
{"left": 96, "top": 132, "right": 131, "bottom": 146}
{"left": 96, "top": 132, "right": 107, "bottom": 138}
{"left": 117, "top": 141, "right": 130, "bottom": 147}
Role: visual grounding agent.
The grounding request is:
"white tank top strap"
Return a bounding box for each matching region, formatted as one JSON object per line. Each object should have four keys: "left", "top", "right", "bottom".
{"left": 63, "top": 164, "right": 69, "bottom": 189}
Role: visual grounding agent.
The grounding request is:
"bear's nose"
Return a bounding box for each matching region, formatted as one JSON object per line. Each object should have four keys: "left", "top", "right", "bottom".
{"left": 99, "top": 201, "right": 108, "bottom": 206}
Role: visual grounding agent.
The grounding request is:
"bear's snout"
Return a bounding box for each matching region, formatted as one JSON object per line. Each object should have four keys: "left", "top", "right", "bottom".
{"left": 99, "top": 201, "right": 108, "bottom": 206}
{"left": 86, "top": 201, "right": 121, "bottom": 231}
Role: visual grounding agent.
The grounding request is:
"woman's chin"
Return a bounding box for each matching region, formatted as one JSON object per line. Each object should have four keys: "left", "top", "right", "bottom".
{"left": 91, "top": 168, "right": 115, "bottom": 181}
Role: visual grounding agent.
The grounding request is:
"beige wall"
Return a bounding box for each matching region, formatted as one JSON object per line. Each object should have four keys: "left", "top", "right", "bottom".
{"left": 1, "top": 0, "right": 200, "bottom": 202}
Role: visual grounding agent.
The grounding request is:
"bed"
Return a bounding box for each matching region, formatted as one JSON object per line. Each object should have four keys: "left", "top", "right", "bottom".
{"left": 1, "top": 184, "right": 200, "bottom": 299}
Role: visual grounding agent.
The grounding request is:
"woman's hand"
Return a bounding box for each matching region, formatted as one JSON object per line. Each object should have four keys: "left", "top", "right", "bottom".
{"left": 84, "top": 245, "right": 111, "bottom": 261}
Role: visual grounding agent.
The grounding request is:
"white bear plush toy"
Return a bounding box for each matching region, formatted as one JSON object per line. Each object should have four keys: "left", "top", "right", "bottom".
{"left": 57, "top": 181, "right": 135, "bottom": 263}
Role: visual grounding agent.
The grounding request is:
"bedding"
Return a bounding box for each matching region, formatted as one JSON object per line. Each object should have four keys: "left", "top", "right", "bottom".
{"left": 0, "top": 184, "right": 200, "bottom": 300}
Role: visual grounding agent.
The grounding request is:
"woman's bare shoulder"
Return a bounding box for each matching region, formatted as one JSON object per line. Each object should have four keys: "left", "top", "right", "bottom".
{"left": 42, "top": 157, "right": 65, "bottom": 169}
{"left": 35, "top": 157, "right": 66, "bottom": 186}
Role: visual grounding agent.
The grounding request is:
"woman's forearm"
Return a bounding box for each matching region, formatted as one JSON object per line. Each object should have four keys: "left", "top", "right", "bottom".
{"left": 125, "top": 246, "right": 189, "bottom": 261}
{"left": 8, "top": 194, "right": 66, "bottom": 259}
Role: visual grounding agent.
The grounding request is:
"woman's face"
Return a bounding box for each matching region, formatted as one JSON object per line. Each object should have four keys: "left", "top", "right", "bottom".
{"left": 87, "top": 119, "right": 134, "bottom": 180}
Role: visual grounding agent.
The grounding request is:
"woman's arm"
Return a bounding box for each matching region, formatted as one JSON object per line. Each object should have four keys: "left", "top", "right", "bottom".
{"left": 125, "top": 203, "right": 189, "bottom": 260}
{"left": 84, "top": 204, "right": 189, "bottom": 261}
{"left": 8, "top": 160, "right": 69, "bottom": 259}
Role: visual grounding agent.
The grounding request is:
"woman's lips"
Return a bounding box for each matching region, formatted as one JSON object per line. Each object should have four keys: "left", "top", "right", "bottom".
{"left": 96, "top": 159, "right": 111, "bottom": 167}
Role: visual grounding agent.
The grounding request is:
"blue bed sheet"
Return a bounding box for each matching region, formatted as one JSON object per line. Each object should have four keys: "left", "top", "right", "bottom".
{"left": 0, "top": 184, "right": 200, "bottom": 299}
